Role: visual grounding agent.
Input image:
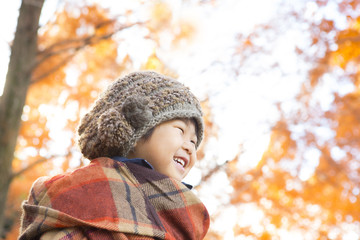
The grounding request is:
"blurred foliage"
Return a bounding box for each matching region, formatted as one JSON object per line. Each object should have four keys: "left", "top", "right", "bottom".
{"left": 215, "top": 0, "right": 360, "bottom": 239}
{"left": 3, "top": 0, "right": 360, "bottom": 239}
{"left": 4, "top": 1, "right": 215, "bottom": 238}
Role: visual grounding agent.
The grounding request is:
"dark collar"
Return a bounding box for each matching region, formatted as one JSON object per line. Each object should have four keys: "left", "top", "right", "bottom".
{"left": 111, "top": 156, "right": 193, "bottom": 189}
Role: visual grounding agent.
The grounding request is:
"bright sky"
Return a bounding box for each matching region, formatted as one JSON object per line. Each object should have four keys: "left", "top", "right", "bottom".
{"left": 3, "top": 0, "right": 358, "bottom": 239}
{"left": 0, "top": 0, "right": 59, "bottom": 95}
{"left": 0, "top": 1, "right": 289, "bottom": 237}
{"left": 0, "top": 0, "right": 288, "bottom": 170}
{"left": 0, "top": 0, "right": 300, "bottom": 227}
{"left": 0, "top": 1, "right": 20, "bottom": 96}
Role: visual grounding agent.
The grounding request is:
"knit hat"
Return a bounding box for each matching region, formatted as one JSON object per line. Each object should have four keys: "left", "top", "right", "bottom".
{"left": 77, "top": 71, "right": 204, "bottom": 160}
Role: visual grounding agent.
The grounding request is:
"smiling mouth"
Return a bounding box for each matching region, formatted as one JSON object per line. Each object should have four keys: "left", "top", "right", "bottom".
{"left": 173, "top": 157, "right": 186, "bottom": 168}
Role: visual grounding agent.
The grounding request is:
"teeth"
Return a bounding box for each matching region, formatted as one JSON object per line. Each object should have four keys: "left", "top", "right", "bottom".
{"left": 173, "top": 157, "right": 185, "bottom": 167}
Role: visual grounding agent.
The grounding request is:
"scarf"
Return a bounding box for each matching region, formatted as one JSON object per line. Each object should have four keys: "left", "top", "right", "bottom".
{"left": 19, "top": 157, "right": 209, "bottom": 240}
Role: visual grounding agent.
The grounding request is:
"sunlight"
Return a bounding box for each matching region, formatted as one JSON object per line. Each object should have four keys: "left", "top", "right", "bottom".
{"left": 3, "top": 0, "right": 360, "bottom": 239}
{"left": 0, "top": 47, "right": 9, "bottom": 96}
{"left": 0, "top": 0, "right": 21, "bottom": 96}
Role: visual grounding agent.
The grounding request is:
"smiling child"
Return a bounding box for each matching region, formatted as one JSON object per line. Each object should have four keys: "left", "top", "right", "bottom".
{"left": 19, "top": 71, "right": 210, "bottom": 240}
{"left": 127, "top": 118, "right": 198, "bottom": 181}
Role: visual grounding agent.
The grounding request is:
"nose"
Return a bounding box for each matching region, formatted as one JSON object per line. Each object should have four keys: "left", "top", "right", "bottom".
{"left": 182, "top": 141, "right": 194, "bottom": 155}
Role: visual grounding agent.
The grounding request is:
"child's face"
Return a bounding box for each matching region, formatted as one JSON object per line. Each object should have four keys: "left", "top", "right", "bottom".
{"left": 128, "top": 119, "right": 198, "bottom": 181}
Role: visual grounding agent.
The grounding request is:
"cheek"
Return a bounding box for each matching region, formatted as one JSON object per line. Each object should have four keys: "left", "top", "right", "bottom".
{"left": 151, "top": 141, "right": 172, "bottom": 163}
{"left": 188, "top": 154, "right": 197, "bottom": 168}
{"left": 193, "top": 151, "right": 198, "bottom": 162}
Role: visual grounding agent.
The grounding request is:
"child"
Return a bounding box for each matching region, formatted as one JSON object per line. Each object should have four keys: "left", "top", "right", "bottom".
{"left": 19, "top": 71, "right": 210, "bottom": 240}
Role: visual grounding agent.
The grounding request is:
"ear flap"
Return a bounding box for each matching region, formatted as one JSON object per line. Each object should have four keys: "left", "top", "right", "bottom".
{"left": 97, "top": 108, "right": 134, "bottom": 156}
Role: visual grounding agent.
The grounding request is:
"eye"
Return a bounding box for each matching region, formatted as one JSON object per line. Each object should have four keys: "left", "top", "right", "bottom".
{"left": 190, "top": 140, "right": 197, "bottom": 145}
{"left": 177, "top": 127, "right": 184, "bottom": 134}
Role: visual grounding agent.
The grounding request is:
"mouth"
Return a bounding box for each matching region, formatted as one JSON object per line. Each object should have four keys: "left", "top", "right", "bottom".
{"left": 173, "top": 157, "right": 187, "bottom": 168}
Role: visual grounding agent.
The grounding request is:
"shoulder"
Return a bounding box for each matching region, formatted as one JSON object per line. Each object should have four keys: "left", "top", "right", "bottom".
{"left": 27, "top": 157, "right": 123, "bottom": 203}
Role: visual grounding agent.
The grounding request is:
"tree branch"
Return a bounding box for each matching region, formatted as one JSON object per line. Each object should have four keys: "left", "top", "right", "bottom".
{"left": 37, "top": 19, "right": 117, "bottom": 56}
{"left": 10, "top": 153, "right": 70, "bottom": 180}
{"left": 32, "top": 50, "right": 78, "bottom": 83}
{"left": 193, "top": 161, "right": 229, "bottom": 189}
{"left": 33, "top": 21, "right": 144, "bottom": 73}
{"left": 10, "top": 157, "right": 48, "bottom": 180}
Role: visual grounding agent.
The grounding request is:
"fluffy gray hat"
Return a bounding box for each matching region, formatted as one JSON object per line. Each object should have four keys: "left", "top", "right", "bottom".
{"left": 77, "top": 71, "right": 204, "bottom": 160}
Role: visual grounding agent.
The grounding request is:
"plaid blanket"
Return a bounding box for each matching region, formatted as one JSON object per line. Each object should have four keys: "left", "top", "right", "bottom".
{"left": 19, "top": 157, "right": 210, "bottom": 240}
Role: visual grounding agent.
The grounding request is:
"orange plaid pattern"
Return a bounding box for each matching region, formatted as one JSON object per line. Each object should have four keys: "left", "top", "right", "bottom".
{"left": 19, "top": 158, "right": 209, "bottom": 240}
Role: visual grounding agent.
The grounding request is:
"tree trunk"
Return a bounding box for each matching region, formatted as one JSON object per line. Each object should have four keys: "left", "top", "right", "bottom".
{"left": 0, "top": 0, "right": 44, "bottom": 237}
